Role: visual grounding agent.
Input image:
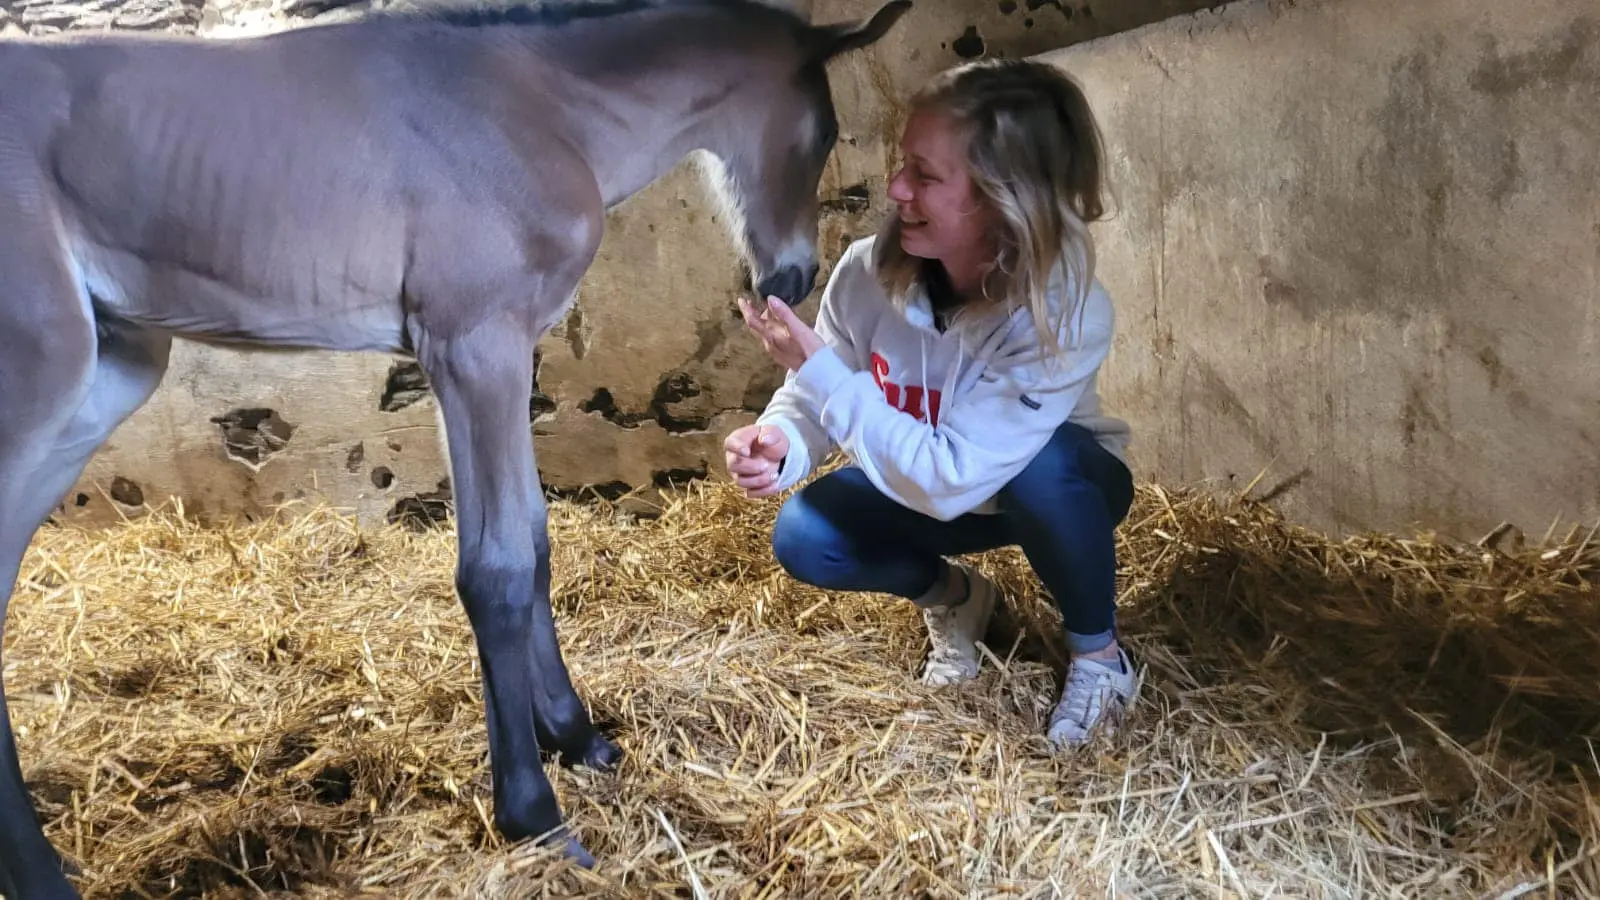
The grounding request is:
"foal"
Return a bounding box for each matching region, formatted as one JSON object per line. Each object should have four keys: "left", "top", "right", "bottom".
{"left": 0, "top": 0, "right": 910, "bottom": 893}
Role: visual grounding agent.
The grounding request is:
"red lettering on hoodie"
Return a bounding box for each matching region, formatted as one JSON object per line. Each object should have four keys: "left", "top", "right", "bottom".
{"left": 870, "top": 351, "right": 942, "bottom": 427}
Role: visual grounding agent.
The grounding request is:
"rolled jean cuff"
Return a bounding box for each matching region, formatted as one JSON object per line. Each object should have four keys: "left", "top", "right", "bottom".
{"left": 909, "top": 559, "right": 952, "bottom": 608}
{"left": 1068, "top": 628, "right": 1116, "bottom": 655}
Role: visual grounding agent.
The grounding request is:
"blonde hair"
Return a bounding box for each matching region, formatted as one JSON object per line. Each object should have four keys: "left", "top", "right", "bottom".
{"left": 873, "top": 58, "right": 1109, "bottom": 359}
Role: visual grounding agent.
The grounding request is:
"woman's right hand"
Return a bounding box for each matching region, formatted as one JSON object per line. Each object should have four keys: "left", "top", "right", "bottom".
{"left": 723, "top": 424, "right": 790, "bottom": 498}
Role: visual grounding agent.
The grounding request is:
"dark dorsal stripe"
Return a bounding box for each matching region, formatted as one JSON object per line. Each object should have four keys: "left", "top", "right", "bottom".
{"left": 379, "top": 0, "right": 803, "bottom": 30}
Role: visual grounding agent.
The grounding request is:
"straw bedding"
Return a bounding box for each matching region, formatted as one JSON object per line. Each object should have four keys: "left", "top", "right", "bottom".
{"left": 5, "top": 474, "right": 1599, "bottom": 898}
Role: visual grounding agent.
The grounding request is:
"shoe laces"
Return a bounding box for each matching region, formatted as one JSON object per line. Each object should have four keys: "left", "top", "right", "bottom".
{"left": 1053, "top": 659, "right": 1120, "bottom": 729}
{"left": 923, "top": 605, "right": 959, "bottom": 661}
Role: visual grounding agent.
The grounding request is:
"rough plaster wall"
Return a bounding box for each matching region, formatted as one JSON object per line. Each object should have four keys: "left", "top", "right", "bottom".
{"left": 1041, "top": 0, "right": 1600, "bottom": 541}
{"left": 9, "top": 0, "right": 1231, "bottom": 527}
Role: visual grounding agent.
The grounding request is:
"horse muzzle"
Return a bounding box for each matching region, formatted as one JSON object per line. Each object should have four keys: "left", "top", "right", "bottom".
{"left": 755, "top": 263, "right": 819, "bottom": 308}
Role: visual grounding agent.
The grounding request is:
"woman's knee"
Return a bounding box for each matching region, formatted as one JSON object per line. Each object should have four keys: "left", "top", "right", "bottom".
{"left": 771, "top": 495, "right": 828, "bottom": 584}
{"left": 999, "top": 422, "right": 1133, "bottom": 526}
{"left": 770, "top": 471, "right": 871, "bottom": 587}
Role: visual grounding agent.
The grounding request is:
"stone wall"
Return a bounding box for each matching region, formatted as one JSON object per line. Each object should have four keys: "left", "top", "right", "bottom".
{"left": 10, "top": 0, "right": 1232, "bottom": 527}
{"left": 1040, "top": 0, "right": 1600, "bottom": 541}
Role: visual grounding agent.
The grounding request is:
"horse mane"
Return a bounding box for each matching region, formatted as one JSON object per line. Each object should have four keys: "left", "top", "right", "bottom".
{"left": 380, "top": 0, "right": 807, "bottom": 30}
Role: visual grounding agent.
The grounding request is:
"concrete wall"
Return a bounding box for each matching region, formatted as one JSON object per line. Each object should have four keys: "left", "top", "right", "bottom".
{"left": 15, "top": 0, "right": 1232, "bottom": 527}
{"left": 1042, "top": 0, "right": 1600, "bottom": 541}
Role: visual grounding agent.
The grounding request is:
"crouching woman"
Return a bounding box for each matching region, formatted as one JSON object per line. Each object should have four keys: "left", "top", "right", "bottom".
{"left": 726, "top": 58, "right": 1137, "bottom": 749}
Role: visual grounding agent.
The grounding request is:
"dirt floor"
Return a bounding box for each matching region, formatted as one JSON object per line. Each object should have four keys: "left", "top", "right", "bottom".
{"left": 5, "top": 475, "right": 1599, "bottom": 898}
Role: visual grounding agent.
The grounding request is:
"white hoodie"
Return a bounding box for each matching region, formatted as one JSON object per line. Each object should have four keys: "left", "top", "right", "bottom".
{"left": 756, "top": 234, "right": 1132, "bottom": 522}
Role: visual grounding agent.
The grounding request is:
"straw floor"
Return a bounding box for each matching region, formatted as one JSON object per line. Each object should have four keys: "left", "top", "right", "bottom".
{"left": 5, "top": 473, "right": 1599, "bottom": 898}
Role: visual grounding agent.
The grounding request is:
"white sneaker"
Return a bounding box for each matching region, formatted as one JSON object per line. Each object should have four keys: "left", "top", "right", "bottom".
{"left": 918, "top": 561, "right": 998, "bottom": 686}
{"left": 1047, "top": 645, "right": 1136, "bottom": 749}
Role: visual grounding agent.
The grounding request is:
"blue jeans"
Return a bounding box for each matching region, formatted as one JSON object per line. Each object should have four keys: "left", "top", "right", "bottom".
{"left": 771, "top": 421, "right": 1135, "bottom": 654}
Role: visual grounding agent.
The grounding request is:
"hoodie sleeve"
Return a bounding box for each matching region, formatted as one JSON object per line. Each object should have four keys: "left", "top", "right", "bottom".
{"left": 752, "top": 250, "right": 865, "bottom": 494}
{"left": 789, "top": 294, "right": 1114, "bottom": 521}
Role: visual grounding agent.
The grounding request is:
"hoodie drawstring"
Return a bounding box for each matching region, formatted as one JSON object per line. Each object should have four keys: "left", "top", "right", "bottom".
{"left": 918, "top": 333, "right": 931, "bottom": 429}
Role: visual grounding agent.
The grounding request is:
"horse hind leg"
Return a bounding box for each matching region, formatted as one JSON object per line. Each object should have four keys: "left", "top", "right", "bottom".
{"left": 0, "top": 218, "right": 101, "bottom": 899}
{"left": 0, "top": 307, "right": 171, "bottom": 900}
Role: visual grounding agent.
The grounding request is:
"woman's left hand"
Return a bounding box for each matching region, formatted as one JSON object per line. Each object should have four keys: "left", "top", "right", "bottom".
{"left": 739, "top": 295, "right": 824, "bottom": 372}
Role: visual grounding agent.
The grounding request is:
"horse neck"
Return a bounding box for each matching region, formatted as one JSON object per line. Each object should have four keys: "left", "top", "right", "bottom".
{"left": 501, "top": 16, "right": 780, "bottom": 208}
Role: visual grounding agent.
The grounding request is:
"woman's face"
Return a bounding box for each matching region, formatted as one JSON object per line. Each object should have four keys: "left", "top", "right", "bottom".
{"left": 886, "top": 108, "right": 996, "bottom": 279}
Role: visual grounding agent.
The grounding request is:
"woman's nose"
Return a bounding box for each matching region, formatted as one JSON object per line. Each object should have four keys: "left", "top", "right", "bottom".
{"left": 887, "top": 170, "right": 912, "bottom": 202}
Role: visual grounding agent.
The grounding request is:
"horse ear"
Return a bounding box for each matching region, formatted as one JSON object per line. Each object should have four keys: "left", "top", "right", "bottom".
{"left": 810, "top": 0, "right": 912, "bottom": 62}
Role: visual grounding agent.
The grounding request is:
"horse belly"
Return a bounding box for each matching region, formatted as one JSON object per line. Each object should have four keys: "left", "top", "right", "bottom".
{"left": 70, "top": 234, "right": 409, "bottom": 353}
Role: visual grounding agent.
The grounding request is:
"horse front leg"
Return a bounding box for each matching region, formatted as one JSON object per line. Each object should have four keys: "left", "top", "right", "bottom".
{"left": 415, "top": 321, "right": 595, "bottom": 865}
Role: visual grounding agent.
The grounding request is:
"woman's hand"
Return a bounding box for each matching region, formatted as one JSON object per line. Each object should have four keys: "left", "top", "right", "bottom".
{"left": 723, "top": 423, "right": 790, "bottom": 498}
{"left": 739, "top": 295, "right": 824, "bottom": 372}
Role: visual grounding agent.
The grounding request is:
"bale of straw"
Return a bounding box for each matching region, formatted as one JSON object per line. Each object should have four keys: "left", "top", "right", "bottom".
{"left": 5, "top": 476, "right": 1597, "bottom": 898}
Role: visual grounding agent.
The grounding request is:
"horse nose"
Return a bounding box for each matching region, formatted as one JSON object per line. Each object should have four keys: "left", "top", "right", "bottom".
{"left": 756, "top": 263, "right": 818, "bottom": 307}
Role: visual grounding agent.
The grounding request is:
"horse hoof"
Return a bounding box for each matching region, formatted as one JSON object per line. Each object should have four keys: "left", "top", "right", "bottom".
{"left": 558, "top": 834, "right": 597, "bottom": 869}
{"left": 527, "top": 826, "right": 596, "bottom": 869}
{"left": 578, "top": 732, "right": 622, "bottom": 772}
{"left": 554, "top": 728, "right": 622, "bottom": 772}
